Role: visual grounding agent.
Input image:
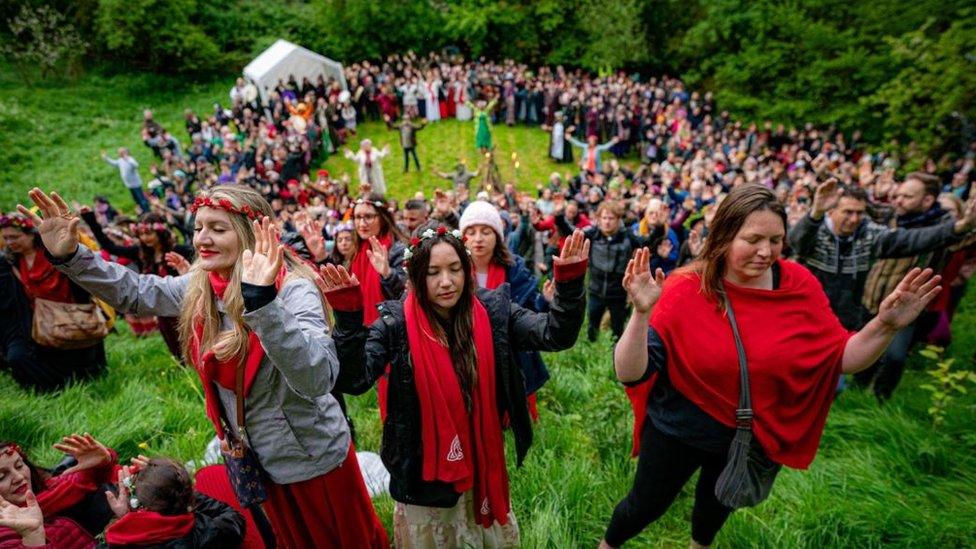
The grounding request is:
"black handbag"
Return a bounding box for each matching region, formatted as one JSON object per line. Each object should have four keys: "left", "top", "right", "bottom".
{"left": 713, "top": 291, "right": 782, "bottom": 509}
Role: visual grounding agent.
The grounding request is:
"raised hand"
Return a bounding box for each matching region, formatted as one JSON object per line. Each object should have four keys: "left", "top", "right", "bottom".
{"left": 0, "top": 490, "right": 44, "bottom": 542}
{"left": 434, "top": 189, "right": 452, "bottom": 216}
{"left": 688, "top": 230, "right": 705, "bottom": 258}
{"left": 19, "top": 188, "right": 80, "bottom": 258}
{"left": 296, "top": 213, "right": 327, "bottom": 262}
{"left": 366, "top": 236, "right": 391, "bottom": 278}
{"left": 53, "top": 433, "right": 112, "bottom": 475}
{"left": 811, "top": 178, "right": 841, "bottom": 219}
{"left": 553, "top": 228, "right": 590, "bottom": 266}
{"left": 952, "top": 196, "right": 976, "bottom": 235}
{"left": 241, "top": 216, "right": 284, "bottom": 286}
{"left": 105, "top": 466, "right": 135, "bottom": 518}
{"left": 316, "top": 264, "right": 360, "bottom": 295}
{"left": 623, "top": 248, "right": 666, "bottom": 314}
{"left": 165, "top": 251, "right": 191, "bottom": 275}
{"left": 542, "top": 278, "right": 555, "bottom": 303}
{"left": 877, "top": 267, "right": 942, "bottom": 331}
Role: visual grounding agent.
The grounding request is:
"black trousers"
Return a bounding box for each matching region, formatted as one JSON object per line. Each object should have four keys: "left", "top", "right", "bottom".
{"left": 403, "top": 147, "right": 420, "bottom": 171}
{"left": 604, "top": 422, "right": 734, "bottom": 547}
{"left": 587, "top": 293, "right": 628, "bottom": 342}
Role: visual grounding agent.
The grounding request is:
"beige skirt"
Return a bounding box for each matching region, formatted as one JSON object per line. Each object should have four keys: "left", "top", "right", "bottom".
{"left": 393, "top": 490, "right": 520, "bottom": 548}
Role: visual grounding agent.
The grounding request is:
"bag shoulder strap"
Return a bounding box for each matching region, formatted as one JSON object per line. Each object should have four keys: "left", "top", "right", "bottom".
{"left": 721, "top": 286, "right": 753, "bottom": 428}
{"left": 234, "top": 362, "right": 246, "bottom": 437}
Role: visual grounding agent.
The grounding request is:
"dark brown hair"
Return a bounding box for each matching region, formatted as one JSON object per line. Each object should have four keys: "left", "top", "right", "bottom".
{"left": 133, "top": 457, "right": 194, "bottom": 515}
{"left": 685, "top": 184, "right": 786, "bottom": 305}
{"left": 406, "top": 221, "right": 478, "bottom": 410}
{"left": 351, "top": 193, "right": 407, "bottom": 253}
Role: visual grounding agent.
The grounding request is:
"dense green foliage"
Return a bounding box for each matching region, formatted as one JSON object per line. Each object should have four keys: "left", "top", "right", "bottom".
{"left": 2, "top": 67, "right": 976, "bottom": 546}
{"left": 2, "top": 1, "right": 973, "bottom": 158}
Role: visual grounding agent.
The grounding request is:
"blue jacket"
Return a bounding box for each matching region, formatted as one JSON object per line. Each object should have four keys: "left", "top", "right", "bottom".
{"left": 505, "top": 256, "right": 551, "bottom": 394}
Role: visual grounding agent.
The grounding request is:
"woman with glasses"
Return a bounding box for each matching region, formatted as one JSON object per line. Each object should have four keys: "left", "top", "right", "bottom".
{"left": 350, "top": 193, "right": 408, "bottom": 419}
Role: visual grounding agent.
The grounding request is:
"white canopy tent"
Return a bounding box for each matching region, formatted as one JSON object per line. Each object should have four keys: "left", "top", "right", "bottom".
{"left": 242, "top": 39, "right": 346, "bottom": 104}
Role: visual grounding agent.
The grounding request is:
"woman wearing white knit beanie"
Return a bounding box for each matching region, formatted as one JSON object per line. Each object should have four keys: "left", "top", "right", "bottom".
{"left": 460, "top": 199, "right": 559, "bottom": 423}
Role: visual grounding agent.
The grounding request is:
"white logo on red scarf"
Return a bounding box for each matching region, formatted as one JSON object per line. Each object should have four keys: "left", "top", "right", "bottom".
{"left": 481, "top": 498, "right": 490, "bottom": 515}
{"left": 446, "top": 435, "right": 463, "bottom": 461}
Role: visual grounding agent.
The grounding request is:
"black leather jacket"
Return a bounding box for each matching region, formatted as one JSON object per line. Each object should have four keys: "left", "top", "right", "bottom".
{"left": 333, "top": 277, "right": 585, "bottom": 508}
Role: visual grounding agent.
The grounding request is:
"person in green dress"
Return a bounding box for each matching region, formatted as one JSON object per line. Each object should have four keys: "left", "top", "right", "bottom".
{"left": 469, "top": 98, "right": 498, "bottom": 153}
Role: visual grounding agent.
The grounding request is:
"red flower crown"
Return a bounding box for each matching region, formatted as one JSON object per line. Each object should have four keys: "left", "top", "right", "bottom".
{"left": 1, "top": 443, "right": 21, "bottom": 457}
{"left": 189, "top": 196, "right": 262, "bottom": 220}
{"left": 0, "top": 214, "right": 34, "bottom": 231}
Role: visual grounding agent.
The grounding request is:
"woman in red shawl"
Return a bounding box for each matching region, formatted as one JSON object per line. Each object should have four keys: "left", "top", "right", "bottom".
{"left": 0, "top": 435, "right": 117, "bottom": 547}
{"left": 0, "top": 213, "right": 107, "bottom": 391}
{"left": 600, "top": 185, "right": 942, "bottom": 548}
{"left": 349, "top": 193, "right": 408, "bottom": 420}
{"left": 321, "top": 223, "right": 589, "bottom": 548}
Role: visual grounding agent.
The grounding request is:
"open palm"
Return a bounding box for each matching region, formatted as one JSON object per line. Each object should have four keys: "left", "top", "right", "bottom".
{"left": 242, "top": 216, "right": 284, "bottom": 286}
{"left": 877, "top": 267, "right": 942, "bottom": 331}
{"left": 623, "top": 248, "right": 666, "bottom": 314}
{"left": 53, "top": 433, "right": 112, "bottom": 475}
{"left": 0, "top": 491, "right": 42, "bottom": 536}
{"left": 19, "top": 188, "right": 80, "bottom": 257}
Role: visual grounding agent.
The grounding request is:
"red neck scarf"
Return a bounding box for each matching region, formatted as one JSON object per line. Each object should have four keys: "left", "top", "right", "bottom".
{"left": 629, "top": 260, "right": 852, "bottom": 468}
{"left": 350, "top": 233, "right": 392, "bottom": 326}
{"left": 105, "top": 510, "right": 195, "bottom": 545}
{"left": 189, "top": 269, "right": 285, "bottom": 436}
{"left": 404, "top": 292, "right": 510, "bottom": 527}
{"left": 18, "top": 253, "right": 73, "bottom": 304}
{"left": 476, "top": 261, "right": 507, "bottom": 290}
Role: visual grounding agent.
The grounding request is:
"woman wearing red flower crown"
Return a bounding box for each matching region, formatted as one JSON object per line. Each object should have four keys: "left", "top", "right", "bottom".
{"left": 78, "top": 210, "right": 193, "bottom": 360}
{"left": 0, "top": 213, "right": 107, "bottom": 391}
{"left": 320, "top": 222, "right": 588, "bottom": 547}
{"left": 20, "top": 186, "right": 387, "bottom": 548}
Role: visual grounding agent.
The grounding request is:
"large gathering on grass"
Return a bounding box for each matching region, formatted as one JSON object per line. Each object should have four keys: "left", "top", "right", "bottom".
{"left": 2, "top": 1, "right": 976, "bottom": 548}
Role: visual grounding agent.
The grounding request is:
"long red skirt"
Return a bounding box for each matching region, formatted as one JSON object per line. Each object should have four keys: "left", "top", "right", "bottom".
{"left": 264, "top": 445, "right": 389, "bottom": 548}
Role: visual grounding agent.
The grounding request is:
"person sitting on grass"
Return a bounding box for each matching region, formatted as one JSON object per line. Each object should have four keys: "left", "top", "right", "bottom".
{"left": 0, "top": 213, "right": 107, "bottom": 392}
{"left": 99, "top": 457, "right": 245, "bottom": 548}
{"left": 0, "top": 434, "right": 118, "bottom": 546}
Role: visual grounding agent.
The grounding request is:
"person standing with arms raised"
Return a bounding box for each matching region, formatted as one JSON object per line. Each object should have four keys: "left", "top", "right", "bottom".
{"left": 19, "top": 186, "right": 387, "bottom": 548}
{"left": 601, "top": 185, "right": 943, "bottom": 548}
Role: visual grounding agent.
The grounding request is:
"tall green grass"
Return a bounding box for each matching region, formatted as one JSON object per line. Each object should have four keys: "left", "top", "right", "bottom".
{"left": 2, "top": 68, "right": 975, "bottom": 546}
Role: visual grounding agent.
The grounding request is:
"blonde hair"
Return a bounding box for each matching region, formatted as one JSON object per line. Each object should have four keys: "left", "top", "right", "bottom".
{"left": 178, "top": 185, "right": 326, "bottom": 366}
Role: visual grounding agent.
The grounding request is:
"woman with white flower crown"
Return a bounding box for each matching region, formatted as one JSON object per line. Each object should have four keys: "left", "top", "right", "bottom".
{"left": 319, "top": 221, "right": 589, "bottom": 548}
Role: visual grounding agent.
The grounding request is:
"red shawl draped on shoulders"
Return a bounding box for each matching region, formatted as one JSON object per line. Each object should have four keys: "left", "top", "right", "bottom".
{"left": 627, "top": 259, "right": 852, "bottom": 469}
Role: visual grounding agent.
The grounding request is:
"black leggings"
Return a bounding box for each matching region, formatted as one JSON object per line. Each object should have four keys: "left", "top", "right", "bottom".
{"left": 604, "top": 421, "right": 734, "bottom": 546}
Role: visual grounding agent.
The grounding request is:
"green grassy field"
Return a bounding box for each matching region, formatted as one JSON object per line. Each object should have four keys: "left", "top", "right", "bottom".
{"left": 2, "top": 69, "right": 976, "bottom": 547}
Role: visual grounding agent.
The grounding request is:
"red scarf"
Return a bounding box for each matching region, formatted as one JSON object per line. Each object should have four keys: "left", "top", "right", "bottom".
{"left": 189, "top": 269, "right": 284, "bottom": 437}
{"left": 351, "top": 233, "right": 393, "bottom": 419}
{"left": 627, "top": 260, "right": 852, "bottom": 468}
{"left": 105, "top": 510, "right": 195, "bottom": 545}
{"left": 404, "top": 292, "right": 510, "bottom": 527}
{"left": 18, "top": 253, "right": 73, "bottom": 304}
{"left": 477, "top": 261, "right": 507, "bottom": 290}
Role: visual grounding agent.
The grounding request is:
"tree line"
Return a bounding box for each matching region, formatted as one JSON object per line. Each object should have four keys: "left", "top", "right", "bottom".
{"left": 1, "top": 0, "right": 973, "bottom": 163}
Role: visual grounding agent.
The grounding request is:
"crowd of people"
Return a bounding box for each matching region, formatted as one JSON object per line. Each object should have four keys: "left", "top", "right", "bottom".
{"left": 2, "top": 49, "right": 976, "bottom": 548}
